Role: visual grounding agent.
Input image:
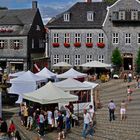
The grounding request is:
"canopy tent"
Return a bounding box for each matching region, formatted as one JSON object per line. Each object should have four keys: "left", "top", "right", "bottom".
{"left": 9, "top": 71, "right": 26, "bottom": 78}
{"left": 80, "top": 60, "right": 111, "bottom": 68}
{"left": 53, "top": 62, "right": 72, "bottom": 68}
{"left": 83, "top": 81, "right": 99, "bottom": 89}
{"left": 57, "top": 68, "right": 87, "bottom": 79}
{"left": 9, "top": 70, "right": 46, "bottom": 94}
{"left": 54, "top": 78, "right": 92, "bottom": 91}
{"left": 36, "top": 67, "right": 56, "bottom": 79}
{"left": 23, "top": 81, "right": 78, "bottom": 104}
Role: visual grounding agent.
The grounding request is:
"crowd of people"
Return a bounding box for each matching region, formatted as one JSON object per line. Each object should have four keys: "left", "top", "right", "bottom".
{"left": 19, "top": 102, "right": 79, "bottom": 140}
{"left": 0, "top": 117, "right": 21, "bottom": 140}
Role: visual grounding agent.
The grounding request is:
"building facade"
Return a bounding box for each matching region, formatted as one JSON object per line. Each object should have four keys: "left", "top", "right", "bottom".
{"left": 0, "top": 1, "right": 45, "bottom": 73}
{"left": 47, "top": 1, "right": 109, "bottom": 68}
{"left": 103, "top": 0, "right": 140, "bottom": 71}
{"left": 47, "top": 0, "right": 140, "bottom": 71}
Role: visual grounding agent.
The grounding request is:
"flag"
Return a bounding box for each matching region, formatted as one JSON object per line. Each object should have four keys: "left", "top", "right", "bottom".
{"left": 34, "top": 63, "right": 40, "bottom": 72}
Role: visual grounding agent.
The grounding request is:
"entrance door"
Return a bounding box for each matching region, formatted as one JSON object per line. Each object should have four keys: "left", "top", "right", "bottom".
{"left": 123, "top": 54, "right": 133, "bottom": 70}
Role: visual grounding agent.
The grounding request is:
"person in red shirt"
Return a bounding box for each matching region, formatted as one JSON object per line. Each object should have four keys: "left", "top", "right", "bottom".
{"left": 8, "top": 120, "right": 16, "bottom": 136}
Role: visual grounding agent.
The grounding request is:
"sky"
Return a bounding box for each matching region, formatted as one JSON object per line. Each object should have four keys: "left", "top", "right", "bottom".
{"left": 0, "top": 0, "right": 102, "bottom": 24}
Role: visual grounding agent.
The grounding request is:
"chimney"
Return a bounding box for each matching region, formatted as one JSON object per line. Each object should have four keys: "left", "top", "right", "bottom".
{"left": 32, "top": 1, "right": 37, "bottom": 9}
{"left": 86, "top": 0, "right": 92, "bottom": 2}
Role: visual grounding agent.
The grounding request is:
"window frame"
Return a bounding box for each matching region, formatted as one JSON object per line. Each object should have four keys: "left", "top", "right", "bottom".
{"left": 98, "top": 55, "right": 104, "bottom": 63}
{"left": 53, "top": 33, "right": 59, "bottom": 43}
{"left": 64, "top": 33, "right": 70, "bottom": 43}
{"left": 74, "top": 33, "right": 81, "bottom": 43}
{"left": 98, "top": 33, "right": 104, "bottom": 43}
{"left": 112, "top": 33, "right": 119, "bottom": 44}
{"left": 86, "top": 33, "right": 92, "bottom": 43}
{"left": 53, "top": 55, "right": 59, "bottom": 65}
{"left": 87, "top": 11, "right": 94, "bottom": 21}
{"left": 75, "top": 54, "right": 81, "bottom": 66}
{"left": 125, "top": 33, "right": 131, "bottom": 45}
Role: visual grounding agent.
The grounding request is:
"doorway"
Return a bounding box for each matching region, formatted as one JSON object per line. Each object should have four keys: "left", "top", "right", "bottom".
{"left": 123, "top": 54, "right": 133, "bottom": 70}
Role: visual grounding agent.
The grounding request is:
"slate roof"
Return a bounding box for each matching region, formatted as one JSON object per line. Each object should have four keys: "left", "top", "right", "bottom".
{"left": 47, "top": 2, "right": 108, "bottom": 29}
{"left": 0, "top": 8, "right": 38, "bottom": 36}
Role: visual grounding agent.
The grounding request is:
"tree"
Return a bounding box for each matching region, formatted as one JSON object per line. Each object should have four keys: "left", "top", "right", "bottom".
{"left": 136, "top": 48, "right": 140, "bottom": 74}
{"left": 111, "top": 47, "right": 122, "bottom": 72}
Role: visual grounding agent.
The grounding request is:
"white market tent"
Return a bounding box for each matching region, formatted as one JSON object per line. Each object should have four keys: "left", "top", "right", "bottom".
{"left": 9, "top": 71, "right": 26, "bottom": 78}
{"left": 9, "top": 70, "right": 46, "bottom": 94}
{"left": 53, "top": 62, "right": 72, "bottom": 68}
{"left": 23, "top": 81, "right": 78, "bottom": 104}
{"left": 54, "top": 78, "right": 98, "bottom": 113}
{"left": 83, "top": 81, "right": 99, "bottom": 89}
{"left": 36, "top": 67, "right": 56, "bottom": 79}
{"left": 54, "top": 78, "right": 92, "bottom": 91}
{"left": 80, "top": 60, "right": 111, "bottom": 68}
{"left": 57, "top": 68, "right": 87, "bottom": 79}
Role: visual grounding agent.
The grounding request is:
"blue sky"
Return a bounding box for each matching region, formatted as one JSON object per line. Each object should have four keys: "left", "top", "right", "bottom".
{"left": 0, "top": 0, "right": 102, "bottom": 24}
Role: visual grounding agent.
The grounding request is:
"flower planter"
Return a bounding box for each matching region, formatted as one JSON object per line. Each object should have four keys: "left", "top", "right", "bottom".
{"left": 0, "top": 46, "right": 4, "bottom": 49}
{"left": 64, "top": 43, "right": 70, "bottom": 47}
{"left": 14, "top": 46, "right": 19, "bottom": 50}
{"left": 86, "top": 43, "right": 93, "bottom": 48}
{"left": 52, "top": 43, "right": 59, "bottom": 47}
{"left": 74, "top": 42, "right": 81, "bottom": 47}
{"left": 97, "top": 42, "right": 105, "bottom": 48}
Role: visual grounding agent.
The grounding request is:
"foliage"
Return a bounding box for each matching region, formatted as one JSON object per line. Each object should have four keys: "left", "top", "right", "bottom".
{"left": 111, "top": 47, "right": 122, "bottom": 70}
{"left": 136, "top": 48, "right": 140, "bottom": 74}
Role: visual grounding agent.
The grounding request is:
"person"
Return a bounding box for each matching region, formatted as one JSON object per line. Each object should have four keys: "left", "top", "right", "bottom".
{"left": 88, "top": 105, "right": 95, "bottom": 120}
{"left": 128, "top": 72, "right": 132, "bottom": 82}
{"left": 108, "top": 100, "right": 116, "bottom": 122}
{"left": 47, "top": 108, "right": 53, "bottom": 131}
{"left": 39, "top": 110, "right": 45, "bottom": 136}
{"left": 82, "top": 109, "right": 93, "bottom": 139}
{"left": 65, "top": 105, "right": 71, "bottom": 133}
{"left": 127, "top": 85, "right": 133, "bottom": 102}
{"left": 57, "top": 111, "right": 65, "bottom": 140}
{"left": 120, "top": 100, "right": 127, "bottom": 121}
{"left": 26, "top": 106, "right": 34, "bottom": 130}
{"left": 0, "top": 120, "right": 8, "bottom": 133}
{"left": 54, "top": 107, "right": 59, "bottom": 128}
{"left": 123, "top": 73, "right": 127, "bottom": 82}
{"left": 8, "top": 120, "right": 16, "bottom": 137}
{"left": 13, "top": 130, "right": 21, "bottom": 140}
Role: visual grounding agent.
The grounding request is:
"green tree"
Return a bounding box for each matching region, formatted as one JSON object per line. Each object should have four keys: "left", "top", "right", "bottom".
{"left": 111, "top": 47, "right": 122, "bottom": 72}
{"left": 136, "top": 48, "right": 140, "bottom": 74}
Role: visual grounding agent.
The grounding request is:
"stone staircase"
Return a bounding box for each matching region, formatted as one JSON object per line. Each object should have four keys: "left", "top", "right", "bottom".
{"left": 67, "top": 79, "right": 140, "bottom": 140}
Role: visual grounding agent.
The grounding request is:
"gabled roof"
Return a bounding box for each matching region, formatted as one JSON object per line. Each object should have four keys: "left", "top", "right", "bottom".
{"left": 47, "top": 2, "right": 108, "bottom": 29}
{"left": 0, "top": 8, "right": 38, "bottom": 36}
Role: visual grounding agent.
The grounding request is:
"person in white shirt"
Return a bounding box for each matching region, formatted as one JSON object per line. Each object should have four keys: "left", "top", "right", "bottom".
{"left": 108, "top": 100, "right": 116, "bottom": 122}
{"left": 82, "top": 109, "right": 93, "bottom": 139}
{"left": 89, "top": 105, "right": 95, "bottom": 120}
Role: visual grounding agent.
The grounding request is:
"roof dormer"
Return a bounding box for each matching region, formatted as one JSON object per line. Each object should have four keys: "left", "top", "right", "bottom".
{"left": 87, "top": 11, "right": 94, "bottom": 21}
{"left": 63, "top": 12, "right": 70, "bottom": 22}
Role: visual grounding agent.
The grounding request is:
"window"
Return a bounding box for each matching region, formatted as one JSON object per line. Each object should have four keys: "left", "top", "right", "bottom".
{"left": 14, "top": 40, "right": 20, "bottom": 48}
{"left": 75, "top": 55, "right": 81, "bottom": 66}
{"left": 86, "top": 55, "right": 93, "bottom": 63}
{"left": 74, "top": 33, "right": 81, "bottom": 43}
{"left": 32, "top": 39, "right": 34, "bottom": 48}
{"left": 87, "top": 11, "right": 94, "bottom": 21}
{"left": 119, "top": 11, "right": 125, "bottom": 20}
{"left": 137, "top": 33, "right": 140, "bottom": 44}
{"left": 98, "top": 55, "right": 104, "bottom": 63}
{"left": 53, "top": 33, "right": 59, "bottom": 43}
{"left": 98, "top": 33, "right": 104, "bottom": 43}
{"left": 112, "top": 33, "right": 119, "bottom": 44}
{"left": 131, "top": 10, "right": 138, "bottom": 20}
{"left": 53, "top": 55, "right": 59, "bottom": 64}
{"left": 0, "top": 40, "right": 5, "bottom": 48}
{"left": 64, "top": 33, "right": 70, "bottom": 43}
{"left": 86, "top": 33, "right": 92, "bottom": 43}
{"left": 64, "top": 55, "right": 70, "bottom": 64}
{"left": 39, "top": 39, "right": 44, "bottom": 48}
{"left": 64, "top": 13, "right": 70, "bottom": 22}
{"left": 125, "top": 33, "right": 131, "bottom": 44}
